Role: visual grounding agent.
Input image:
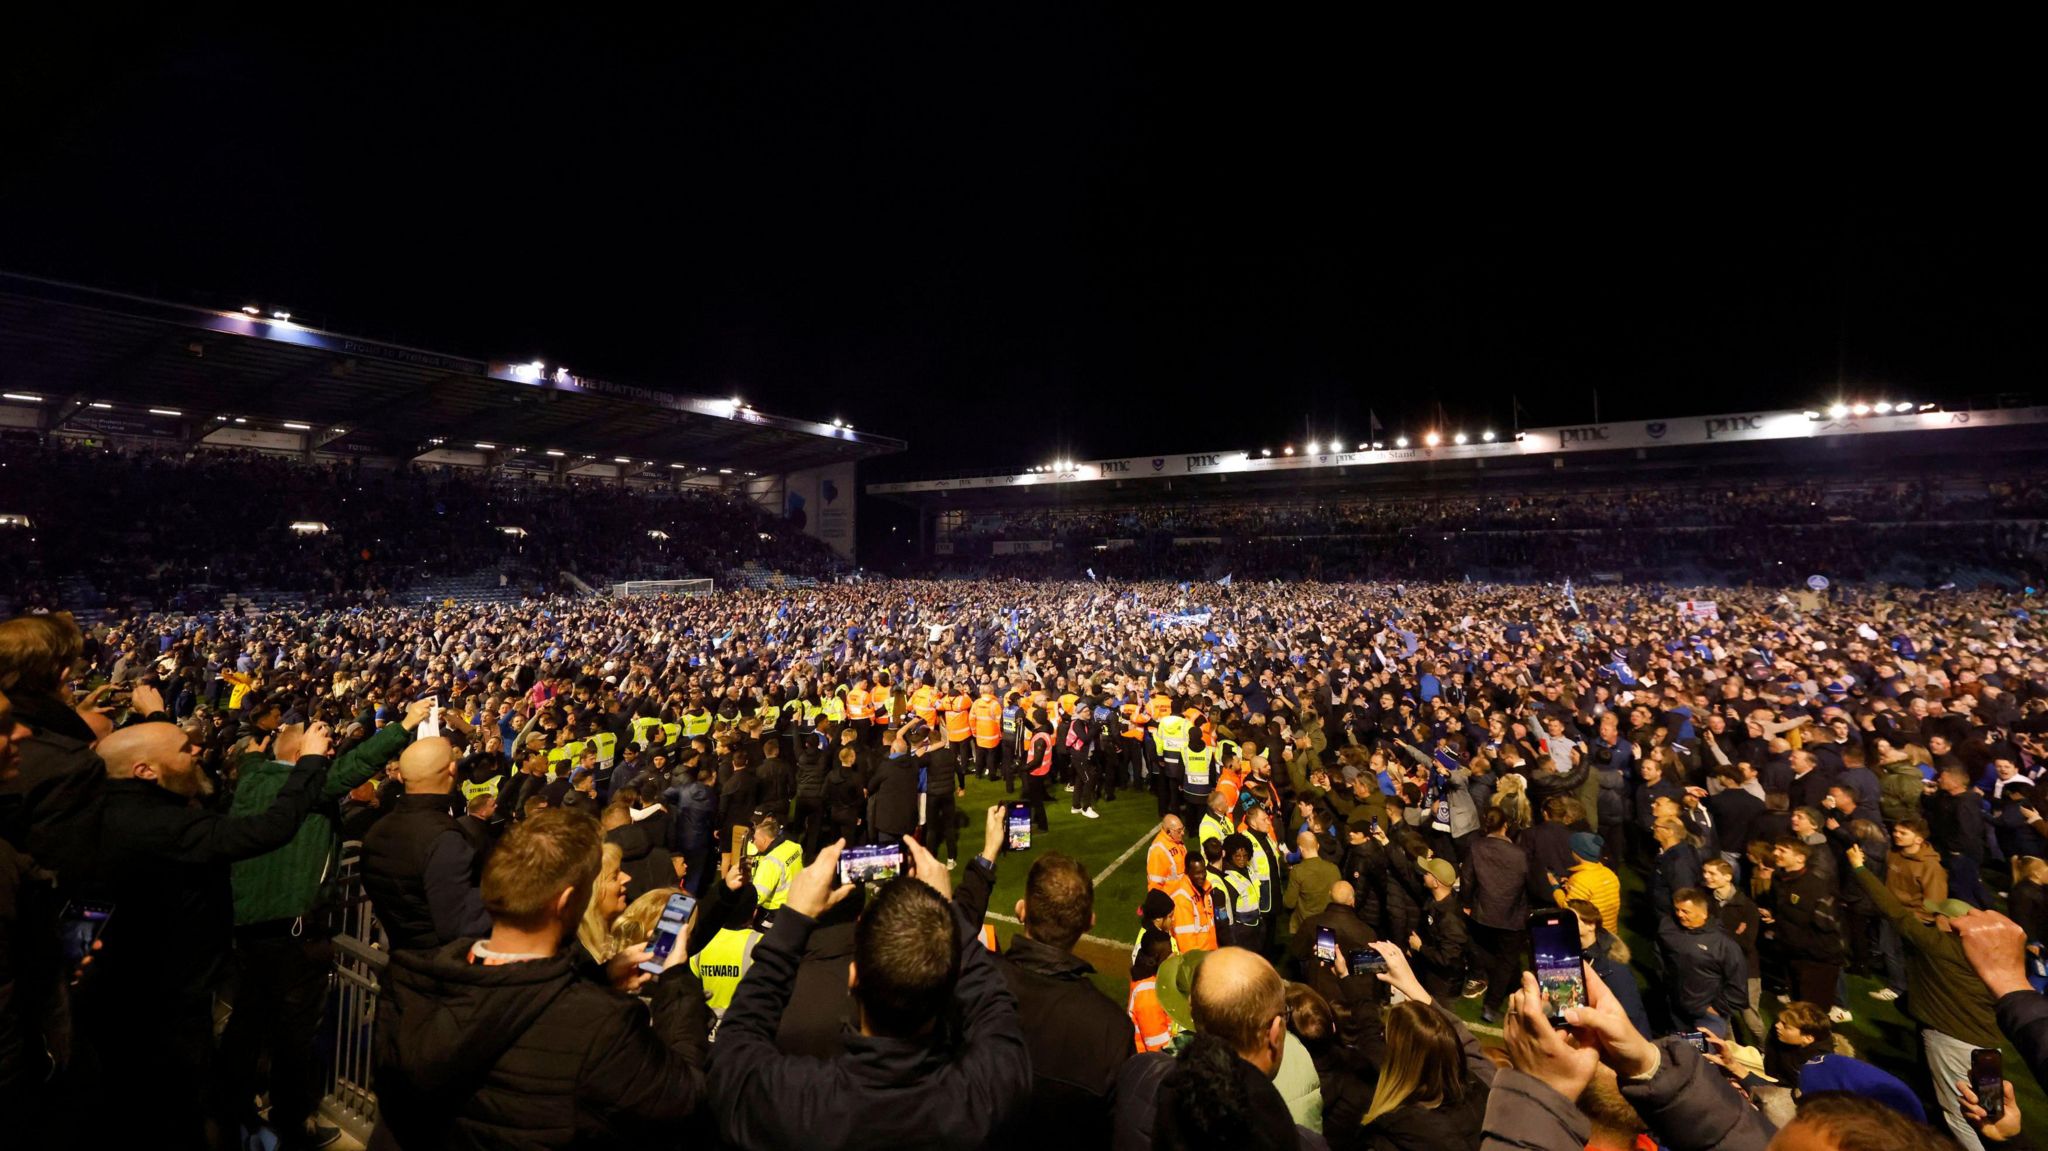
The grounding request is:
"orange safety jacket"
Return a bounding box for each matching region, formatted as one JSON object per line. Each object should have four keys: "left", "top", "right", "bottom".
{"left": 970, "top": 697, "right": 1004, "bottom": 748}
{"left": 1129, "top": 978, "right": 1173, "bottom": 1052}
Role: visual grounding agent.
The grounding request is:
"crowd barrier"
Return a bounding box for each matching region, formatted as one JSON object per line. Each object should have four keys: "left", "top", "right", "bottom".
{"left": 318, "top": 845, "right": 386, "bottom": 1143}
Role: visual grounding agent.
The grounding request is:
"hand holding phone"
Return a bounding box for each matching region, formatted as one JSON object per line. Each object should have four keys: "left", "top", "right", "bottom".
{"left": 1969, "top": 1049, "right": 2006, "bottom": 1125}
{"left": 1314, "top": 926, "right": 1338, "bottom": 967}
{"left": 1006, "top": 804, "right": 1032, "bottom": 851}
{"left": 1527, "top": 908, "right": 1588, "bottom": 1026}
{"left": 637, "top": 892, "right": 697, "bottom": 975}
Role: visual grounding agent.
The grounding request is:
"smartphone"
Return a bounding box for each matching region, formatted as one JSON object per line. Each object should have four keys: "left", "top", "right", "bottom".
{"left": 1677, "top": 1030, "right": 1709, "bottom": 1053}
{"left": 838, "top": 843, "right": 906, "bottom": 886}
{"left": 1971, "top": 1048, "right": 2005, "bottom": 1123}
{"left": 1006, "top": 803, "right": 1032, "bottom": 851}
{"left": 1528, "top": 908, "right": 1588, "bottom": 1026}
{"left": 1348, "top": 948, "right": 1388, "bottom": 975}
{"left": 637, "top": 892, "right": 697, "bottom": 975}
{"left": 1314, "top": 926, "right": 1338, "bottom": 967}
{"left": 59, "top": 901, "right": 114, "bottom": 965}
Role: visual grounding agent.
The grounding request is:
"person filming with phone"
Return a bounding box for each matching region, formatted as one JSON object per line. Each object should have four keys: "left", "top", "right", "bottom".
{"left": 705, "top": 833, "right": 1031, "bottom": 1151}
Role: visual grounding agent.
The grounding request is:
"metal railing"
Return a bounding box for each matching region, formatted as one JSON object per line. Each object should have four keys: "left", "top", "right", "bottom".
{"left": 319, "top": 846, "right": 387, "bottom": 1144}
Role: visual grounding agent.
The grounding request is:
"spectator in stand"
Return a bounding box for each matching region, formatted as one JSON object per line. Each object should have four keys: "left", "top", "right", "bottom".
{"left": 77, "top": 720, "right": 331, "bottom": 1149}
{"left": 360, "top": 736, "right": 493, "bottom": 952}
{"left": 216, "top": 699, "right": 431, "bottom": 1149}
{"left": 705, "top": 837, "right": 1031, "bottom": 1150}
{"left": 371, "top": 808, "right": 709, "bottom": 1148}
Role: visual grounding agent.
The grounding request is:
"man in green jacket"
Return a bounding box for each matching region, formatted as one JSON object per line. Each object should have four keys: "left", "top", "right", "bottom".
{"left": 217, "top": 698, "right": 431, "bottom": 1148}
{"left": 1847, "top": 844, "right": 2003, "bottom": 1151}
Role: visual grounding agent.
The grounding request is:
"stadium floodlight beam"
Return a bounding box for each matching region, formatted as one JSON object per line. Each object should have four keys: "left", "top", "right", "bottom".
{"left": 89, "top": 402, "right": 112, "bottom": 410}
{"left": 1283, "top": 445, "right": 1294, "bottom": 455}
{"left": 1482, "top": 430, "right": 1496, "bottom": 442}
{"left": 282, "top": 421, "right": 311, "bottom": 430}
{"left": 1829, "top": 403, "right": 1849, "bottom": 418}
{"left": 1851, "top": 402, "right": 1870, "bottom": 415}
{"left": 1306, "top": 441, "right": 1320, "bottom": 454}
{"left": 474, "top": 442, "right": 495, "bottom": 450}
{"left": 241, "top": 305, "right": 261, "bottom": 316}
{"left": 1872, "top": 401, "right": 1892, "bottom": 414}
{"left": 1424, "top": 432, "right": 1441, "bottom": 447}
{"left": 614, "top": 456, "right": 632, "bottom": 463}
{"left": 1453, "top": 432, "right": 1468, "bottom": 445}
{"left": 1372, "top": 441, "right": 1384, "bottom": 450}
{"left": 545, "top": 449, "right": 565, "bottom": 457}
{"left": 832, "top": 417, "right": 844, "bottom": 427}
{"left": 1803, "top": 410, "right": 1821, "bottom": 419}
{"left": 4, "top": 393, "right": 44, "bottom": 402}
{"left": 1261, "top": 448, "right": 1272, "bottom": 457}
{"left": 271, "top": 311, "right": 292, "bottom": 323}
{"left": 151, "top": 408, "right": 183, "bottom": 417}
{"left": 1394, "top": 436, "right": 1409, "bottom": 448}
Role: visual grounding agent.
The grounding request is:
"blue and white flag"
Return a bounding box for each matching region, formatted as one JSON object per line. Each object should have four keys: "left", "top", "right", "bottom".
{"left": 1216, "top": 573, "right": 1233, "bottom": 587}
{"left": 1563, "top": 578, "right": 1580, "bottom": 616}
{"left": 1086, "top": 568, "right": 1097, "bottom": 581}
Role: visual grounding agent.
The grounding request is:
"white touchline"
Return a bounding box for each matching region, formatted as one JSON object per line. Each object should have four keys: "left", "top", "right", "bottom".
{"left": 1093, "top": 820, "right": 1163, "bottom": 887}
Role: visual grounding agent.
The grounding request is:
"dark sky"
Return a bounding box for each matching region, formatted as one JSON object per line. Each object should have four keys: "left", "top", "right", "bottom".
{"left": 2, "top": 13, "right": 2037, "bottom": 479}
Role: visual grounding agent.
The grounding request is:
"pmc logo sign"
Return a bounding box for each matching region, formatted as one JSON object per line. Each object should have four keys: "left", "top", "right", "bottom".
{"left": 1186, "top": 454, "right": 1220, "bottom": 469}
{"left": 1101, "top": 460, "right": 1130, "bottom": 474}
{"left": 1703, "top": 415, "right": 1763, "bottom": 440}
{"left": 1560, "top": 425, "right": 1610, "bottom": 444}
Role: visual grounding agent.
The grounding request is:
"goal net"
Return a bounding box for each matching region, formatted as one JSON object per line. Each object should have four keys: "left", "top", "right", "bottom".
{"left": 610, "top": 578, "right": 715, "bottom": 598}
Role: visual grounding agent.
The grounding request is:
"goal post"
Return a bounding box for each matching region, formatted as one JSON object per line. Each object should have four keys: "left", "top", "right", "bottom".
{"left": 610, "top": 578, "right": 715, "bottom": 598}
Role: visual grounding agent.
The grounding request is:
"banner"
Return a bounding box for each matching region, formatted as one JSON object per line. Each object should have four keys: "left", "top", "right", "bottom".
{"left": 783, "top": 462, "right": 857, "bottom": 560}
{"left": 1677, "top": 600, "right": 1720, "bottom": 623}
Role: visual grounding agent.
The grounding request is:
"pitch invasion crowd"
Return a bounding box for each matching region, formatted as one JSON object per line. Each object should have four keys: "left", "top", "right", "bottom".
{"left": 4, "top": 576, "right": 2048, "bottom": 1150}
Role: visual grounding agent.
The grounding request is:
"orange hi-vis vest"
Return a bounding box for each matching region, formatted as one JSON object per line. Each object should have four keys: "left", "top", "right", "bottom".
{"left": 1130, "top": 978, "right": 1172, "bottom": 1052}
{"left": 1120, "top": 702, "right": 1148, "bottom": 740}
{"left": 942, "top": 694, "right": 973, "bottom": 743}
{"left": 970, "top": 697, "right": 1004, "bottom": 747}
{"left": 873, "top": 687, "right": 894, "bottom": 725}
{"left": 1169, "top": 875, "right": 1218, "bottom": 952}
{"left": 845, "top": 687, "right": 872, "bottom": 721}
{"left": 1146, "top": 833, "right": 1185, "bottom": 891}
{"left": 1147, "top": 694, "right": 1174, "bottom": 720}
{"left": 911, "top": 685, "right": 938, "bottom": 727}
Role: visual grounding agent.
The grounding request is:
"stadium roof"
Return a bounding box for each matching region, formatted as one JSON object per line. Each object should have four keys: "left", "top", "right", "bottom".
{"left": 0, "top": 271, "right": 904, "bottom": 474}
{"left": 869, "top": 402, "right": 2048, "bottom": 505}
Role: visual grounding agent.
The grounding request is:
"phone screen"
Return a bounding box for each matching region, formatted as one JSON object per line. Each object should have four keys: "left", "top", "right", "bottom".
{"left": 1006, "top": 804, "right": 1032, "bottom": 851}
{"left": 1529, "top": 910, "right": 1587, "bottom": 1025}
{"left": 839, "top": 843, "right": 906, "bottom": 886}
{"left": 1971, "top": 1048, "right": 2005, "bottom": 1122}
{"left": 59, "top": 901, "right": 114, "bottom": 965}
{"left": 1348, "top": 948, "right": 1388, "bottom": 974}
{"left": 1678, "top": 1030, "right": 1709, "bottom": 1053}
{"left": 1308, "top": 926, "right": 1337, "bottom": 965}
{"left": 637, "top": 892, "right": 697, "bottom": 974}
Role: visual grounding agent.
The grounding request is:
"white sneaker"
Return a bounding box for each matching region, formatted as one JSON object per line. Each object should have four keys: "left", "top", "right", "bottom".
{"left": 946, "top": 859, "right": 957, "bottom": 870}
{"left": 1083, "top": 808, "right": 1100, "bottom": 819}
{"left": 1828, "top": 1006, "right": 1853, "bottom": 1024}
{"left": 1868, "top": 987, "right": 1900, "bottom": 1002}
{"left": 1070, "top": 807, "right": 1082, "bottom": 815}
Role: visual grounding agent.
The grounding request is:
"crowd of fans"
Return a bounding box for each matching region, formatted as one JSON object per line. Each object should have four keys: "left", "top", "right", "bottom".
{"left": 4, "top": 574, "right": 2048, "bottom": 1149}
{"left": 0, "top": 439, "right": 842, "bottom": 614}
{"left": 933, "top": 475, "right": 2048, "bottom": 585}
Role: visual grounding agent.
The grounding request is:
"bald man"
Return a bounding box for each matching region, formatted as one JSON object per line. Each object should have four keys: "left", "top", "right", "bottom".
{"left": 1146, "top": 814, "right": 1187, "bottom": 891}
{"left": 82, "top": 719, "right": 333, "bottom": 1149}
{"left": 359, "top": 735, "right": 492, "bottom": 951}
{"left": 1111, "top": 948, "right": 1303, "bottom": 1147}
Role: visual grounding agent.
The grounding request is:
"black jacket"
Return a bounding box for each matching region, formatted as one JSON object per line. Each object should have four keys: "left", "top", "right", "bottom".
{"left": 1922, "top": 788, "right": 1987, "bottom": 861}
{"left": 361, "top": 794, "right": 491, "bottom": 952}
{"left": 605, "top": 821, "right": 675, "bottom": 899}
{"left": 1771, "top": 866, "right": 1843, "bottom": 963}
{"left": 1996, "top": 989, "right": 2048, "bottom": 1091}
{"left": 1289, "top": 904, "right": 1378, "bottom": 1006}
{"left": 1460, "top": 835, "right": 1529, "bottom": 930}
{"left": 987, "top": 933, "right": 1133, "bottom": 1151}
{"left": 370, "top": 941, "right": 709, "bottom": 1150}
{"left": 85, "top": 763, "right": 327, "bottom": 1010}
{"left": 705, "top": 901, "right": 1031, "bottom": 1151}
{"left": 1704, "top": 788, "right": 1765, "bottom": 856}
{"left": 1657, "top": 917, "right": 1749, "bottom": 1022}
{"left": 868, "top": 753, "right": 923, "bottom": 839}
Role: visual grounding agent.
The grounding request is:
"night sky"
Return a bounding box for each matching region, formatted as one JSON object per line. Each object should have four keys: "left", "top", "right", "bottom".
{"left": 2, "top": 13, "right": 2037, "bottom": 480}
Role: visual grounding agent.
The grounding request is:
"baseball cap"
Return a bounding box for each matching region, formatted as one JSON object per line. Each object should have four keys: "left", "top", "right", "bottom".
{"left": 1418, "top": 858, "right": 1457, "bottom": 888}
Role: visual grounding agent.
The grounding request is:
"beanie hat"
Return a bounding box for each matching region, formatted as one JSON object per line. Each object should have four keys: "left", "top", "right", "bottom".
{"left": 1570, "top": 832, "right": 1604, "bottom": 861}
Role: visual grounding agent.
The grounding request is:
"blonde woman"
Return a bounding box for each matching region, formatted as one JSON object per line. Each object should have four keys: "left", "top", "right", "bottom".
{"left": 1338, "top": 941, "right": 1494, "bottom": 1151}
{"left": 611, "top": 886, "right": 682, "bottom": 958}
{"left": 577, "top": 842, "right": 631, "bottom": 963}
{"left": 1490, "top": 772, "right": 1532, "bottom": 834}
